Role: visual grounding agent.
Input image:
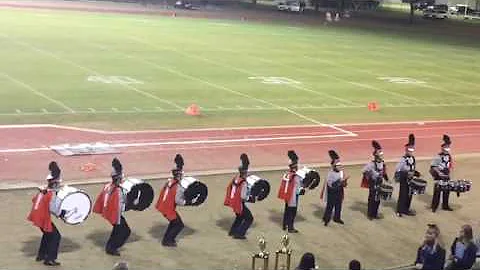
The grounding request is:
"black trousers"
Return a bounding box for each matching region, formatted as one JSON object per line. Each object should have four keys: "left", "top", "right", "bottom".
{"left": 282, "top": 203, "right": 298, "bottom": 230}
{"left": 367, "top": 190, "right": 380, "bottom": 218}
{"left": 396, "top": 177, "right": 413, "bottom": 214}
{"left": 162, "top": 212, "right": 184, "bottom": 244}
{"left": 323, "top": 191, "right": 342, "bottom": 223}
{"left": 229, "top": 203, "right": 253, "bottom": 237}
{"left": 106, "top": 216, "right": 131, "bottom": 253}
{"left": 37, "top": 222, "right": 61, "bottom": 262}
{"left": 431, "top": 184, "right": 451, "bottom": 210}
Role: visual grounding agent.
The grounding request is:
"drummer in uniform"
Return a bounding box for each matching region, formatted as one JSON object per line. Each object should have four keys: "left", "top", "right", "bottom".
{"left": 395, "top": 134, "right": 420, "bottom": 217}
{"left": 27, "top": 161, "right": 65, "bottom": 266}
{"left": 362, "top": 140, "right": 390, "bottom": 220}
{"left": 278, "top": 150, "right": 304, "bottom": 233}
{"left": 93, "top": 158, "right": 131, "bottom": 256}
{"left": 155, "top": 154, "right": 189, "bottom": 247}
{"left": 322, "top": 150, "right": 348, "bottom": 226}
{"left": 430, "top": 135, "right": 453, "bottom": 212}
{"left": 224, "top": 153, "right": 253, "bottom": 240}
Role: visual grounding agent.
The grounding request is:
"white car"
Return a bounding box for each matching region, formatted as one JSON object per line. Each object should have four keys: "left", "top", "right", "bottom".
{"left": 277, "top": 1, "right": 302, "bottom": 12}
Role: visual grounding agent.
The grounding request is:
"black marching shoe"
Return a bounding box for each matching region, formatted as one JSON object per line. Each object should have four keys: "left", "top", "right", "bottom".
{"left": 406, "top": 211, "right": 416, "bottom": 216}
{"left": 43, "top": 260, "right": 61, "bottom": 266}
{"left": 288, "top": 229, "right": 299, "bottom": 233}
{"left": 35, "top": 255, "right": 45, "bottom": 262}
{"left": 162, "top": 241, "right": 177, "bottom": 247}
{"left": 233, "top": 235, "right": 247, "bottom": 240}
{"left": 442, "top": 206, "right": 453, "bottom": 211}
{"left": 333, "top": 219, "right": 345, "bottom": 225}
{"left": 106, "top": 249, "right": 121, "bottom": 256}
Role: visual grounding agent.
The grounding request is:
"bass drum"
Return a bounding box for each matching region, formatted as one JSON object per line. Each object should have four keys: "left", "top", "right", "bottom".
{"left": 180, "top": 177, "right": 208, "bottom": 206}
{"left": 296, "top": 167, "right": 321, "bottom": 190}
{"left": 121, "top": 178, "right": 154, "bottom": 211}
{"left": 246, "top": 175, "right": 270, "bottom": 202}
{"left": 53, "top": 185, "right": 91, "bottom": 225}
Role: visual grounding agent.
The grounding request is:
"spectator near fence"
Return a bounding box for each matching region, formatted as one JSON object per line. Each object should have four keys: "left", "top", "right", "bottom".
{"left": 296, "top": 252, "right": 316, "bottom": 270}
{"left": 446, "top": 225, "right": 478, "bottom": 270}
{"left": 349, "top": 259, "right": 361, "bottom": 270}
{"left": 415, "top": 224, "right": 446, "bottom": 270}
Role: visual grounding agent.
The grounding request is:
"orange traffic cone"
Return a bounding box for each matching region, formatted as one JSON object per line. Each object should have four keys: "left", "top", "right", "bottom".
{"left": 185, "top": 104, "right": 201, "bottom": 116}
{"left": 367, "top": 101, "right": 379, "bottom": 112}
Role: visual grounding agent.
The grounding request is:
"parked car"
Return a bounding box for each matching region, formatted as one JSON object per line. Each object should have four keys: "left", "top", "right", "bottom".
{"left": 277, "top": 1, "right": 302, "bottom": 12}
{"left": 174, "top": 0, "right": 193, "bottom": 9}
{"left": 423, "top": 9, "right": 449, "bottom": 19}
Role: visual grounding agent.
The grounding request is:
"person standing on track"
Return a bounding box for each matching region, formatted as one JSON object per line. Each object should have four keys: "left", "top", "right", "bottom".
{"left": 322, "top": 150, "right": 348, "bottom": 226}
{"left": 395, "top": 134, "right": 420, "bottom": 217}
{"left": 430, "top": 135, "right": 454, "bottom": 212}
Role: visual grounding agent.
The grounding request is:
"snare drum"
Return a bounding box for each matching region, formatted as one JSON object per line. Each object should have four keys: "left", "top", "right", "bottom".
{"left": 409, "top": 178, "right": 427, "bottom": 195}
{"left": 451, "top": 179, "right": 472, "bottom": 193}
{"left": 379, "top": 184, "right": 393, "bottom": 201}
{"left": 53, "top": 186, "right": 91, "bottom": 225}
{"left": 436, "top": 180, "right": 453, "bottom": 192}
{"left": 246, "top": 175, "right": 270, "bottom": 202}
{"left": 180, "top": 176, "right": 208, "bottom": 206}
{"left": 121, "top": 178, "right": 154, "bottom": 211}
{"left": 296, "top": 167, "right": 321, "bottom": 190}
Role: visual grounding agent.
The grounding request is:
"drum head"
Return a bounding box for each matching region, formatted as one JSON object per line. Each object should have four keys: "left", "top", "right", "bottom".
{"left": 250, "top": 179, "right": 270, "bottom": 201}
{"left": 60, "top": 191, "right": 92, "bottom": 225}
{"left": 303, "top": 171, "right": 320, "bottom": 190}
{"left": 184, "top": 181, "right": 208, "bottom": 206}
{"left": 126, "top": 182, "right": 154, "bottom": 211}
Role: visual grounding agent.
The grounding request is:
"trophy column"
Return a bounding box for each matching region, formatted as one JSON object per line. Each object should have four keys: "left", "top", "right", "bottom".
{"left": 251, "top": 236, "right": 269, "bottom": 270}
{"left": 274, "top": 234, "right": 292, "bottom": 270}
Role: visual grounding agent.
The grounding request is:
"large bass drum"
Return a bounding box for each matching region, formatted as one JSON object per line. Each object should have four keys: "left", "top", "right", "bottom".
{"left": 120, "top": 178, "right": 154, "bottom": 211}
{"left": 52, "top": 185, "right": 91, "bottom": 225}
{"left": 296, "top": 167, "right": 321, "bottom": 190}
{"left": 180, "top": 176, "right": 208, "bottom": 206}
{"left": 246, "top": 175, "right": 270, "bottom": 202}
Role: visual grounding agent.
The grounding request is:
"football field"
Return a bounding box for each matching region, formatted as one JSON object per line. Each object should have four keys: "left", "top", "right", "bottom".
{"left": 0, "top": 7, "right": 479, "bottom": 130}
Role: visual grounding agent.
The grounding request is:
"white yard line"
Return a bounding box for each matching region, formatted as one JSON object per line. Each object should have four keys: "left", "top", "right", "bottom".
{"left": 0, "top": 72, "right": 75, "bottom": 113}
{"left": 0, "top": 34, "right": 183, "bottom": 110}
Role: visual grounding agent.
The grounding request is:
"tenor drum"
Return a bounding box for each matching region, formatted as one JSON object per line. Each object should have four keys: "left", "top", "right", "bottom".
{"left": 296, "top": 167, "right": 321, "bottom": 190}
{"left": 409, "top": 178, "right": 427, "bottom": 195}
{"left": 451, "top": 179, "right": 472, "bottom": 193}
{"left": 379, "top": 184, "right": 393, "bottom": 201}
{"left": 180, "top": 176, "right": 208, "bottom": 206}
{"left": 246, "top": 175, "right": 270, "bottom": 202}
{"left": 53, "top": 186, "right": 91, "bottom": 225}
{"left": 121, "top": 178, "right": 154, "bottom": 211}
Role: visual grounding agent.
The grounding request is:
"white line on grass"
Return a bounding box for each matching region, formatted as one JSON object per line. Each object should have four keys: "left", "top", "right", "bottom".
{"left": 128, "top": 36, "right": 356, "bottom": 106}
{"left": 0, "top": 72, "right": 75, "bottom": 113}
{"left": 0, "top": 34, "right": 184, "bottom": 110}
{"left": 42, "top": 108, "right": 48, "bottom": 113}
{"left": 88, "top": 108, "right": 96, "bottom": 112}
{"left": 86, "top": 42, "right": 357, "bottom": 136}
{"left": 15, "top": 109, "right": 21, "bottom": 114}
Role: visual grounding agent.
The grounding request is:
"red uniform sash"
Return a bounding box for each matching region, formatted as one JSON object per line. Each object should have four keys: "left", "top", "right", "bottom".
{"left": 27, "top": 190, "right": 53, "bottom": 232}
{"left": 156, "top": 179, "right": 178, "bottom": 221}
{"left": 278, "top": 171, "right": 296, "bottom": 202}
{"left": 93, "top": 183, "right": 121, "bottom": 225}
{"left": 224, "top": 176, "right": 245, "bottom": 214}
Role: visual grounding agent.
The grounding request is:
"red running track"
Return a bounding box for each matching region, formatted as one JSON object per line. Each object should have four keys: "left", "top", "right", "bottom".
{"left": 0, "top": 120, "right": 479, "bottom": 185}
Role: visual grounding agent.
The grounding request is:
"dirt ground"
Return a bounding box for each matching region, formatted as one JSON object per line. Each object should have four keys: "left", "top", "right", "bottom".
{"left": 1, "top": 157, "right": 479, "bottom": 270}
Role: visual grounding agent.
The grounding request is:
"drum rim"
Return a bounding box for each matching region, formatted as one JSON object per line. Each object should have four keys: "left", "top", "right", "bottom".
{"left": 60, "top": 190, "right": 92, "bottom": 225}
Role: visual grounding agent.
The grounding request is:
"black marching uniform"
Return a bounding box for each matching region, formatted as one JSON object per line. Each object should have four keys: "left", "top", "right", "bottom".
{"left": 323, "top": 150, "right": 347, "bottom": 226}
{"left": 395, "top": 134, "right": 419, "bottom": 217}
{"left": 362, "top": 140, "right": 389, "bottom": 220}
{"left": 430, "top": 135, "right": 453, "bottom": 212}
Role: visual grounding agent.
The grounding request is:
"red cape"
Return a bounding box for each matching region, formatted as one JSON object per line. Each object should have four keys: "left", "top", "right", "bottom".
{"left": 361, "top": 163, "right": 388, "bottom": 188}
{"left": 156, "top": 179, "right": 178, "bottom": 221}
{"left": 224, "top": 176, "right": 245, "bottom": 214}
{"left": 93, "top": 183, "right": 121, "bottom": 225}
{"left": 278, "top": 172, "right": 296, "bottom": 202}
{"left": 27, "top": 190, "right": 53, "bottom": 232}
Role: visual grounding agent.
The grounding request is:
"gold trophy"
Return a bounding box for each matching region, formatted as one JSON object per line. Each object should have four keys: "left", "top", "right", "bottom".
{"left": 274, "top": 234, "right": 292, "bottom": 270}
{"left": 251, "top": 236, "right": 269, "bottom": 270}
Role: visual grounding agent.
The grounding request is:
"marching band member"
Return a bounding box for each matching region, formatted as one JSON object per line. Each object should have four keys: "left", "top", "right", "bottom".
{"left": 430, "top": 135, "right": 453, "bottom": 212}
{"left": 278, "top": 150, "right": 304, "bottom": 233}
{"left": 322, "top": 150, "right": 348, "bottom": 226}
{"left": 362, "top": 140, "right": 389, "bottom": 220}
{"left": 395, "top": 134, "right": 420, "bottom": 217}
{"left": 156, "top": 154, "right": 189, "bottom": 247}
{"left": 93, "top": 158, "right": 131, "bottom": 256}
{"left": 27, "top": 161, "right": 65, "bottom": 266}
{"left": 224, "top": 153, "right": 253, "bottom": 240}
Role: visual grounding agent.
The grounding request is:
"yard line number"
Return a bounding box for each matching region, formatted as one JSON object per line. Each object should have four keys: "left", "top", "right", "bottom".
{"left": 248, "top": 76, "right": 301, "bottom": 85}
{"left": 87, "top": 76, "right": 144, "bottom": 84}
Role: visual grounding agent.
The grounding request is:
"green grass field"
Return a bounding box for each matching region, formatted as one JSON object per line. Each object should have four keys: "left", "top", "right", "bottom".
{"left": 0, "top": 8, "right": 479, "bottom": 129}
